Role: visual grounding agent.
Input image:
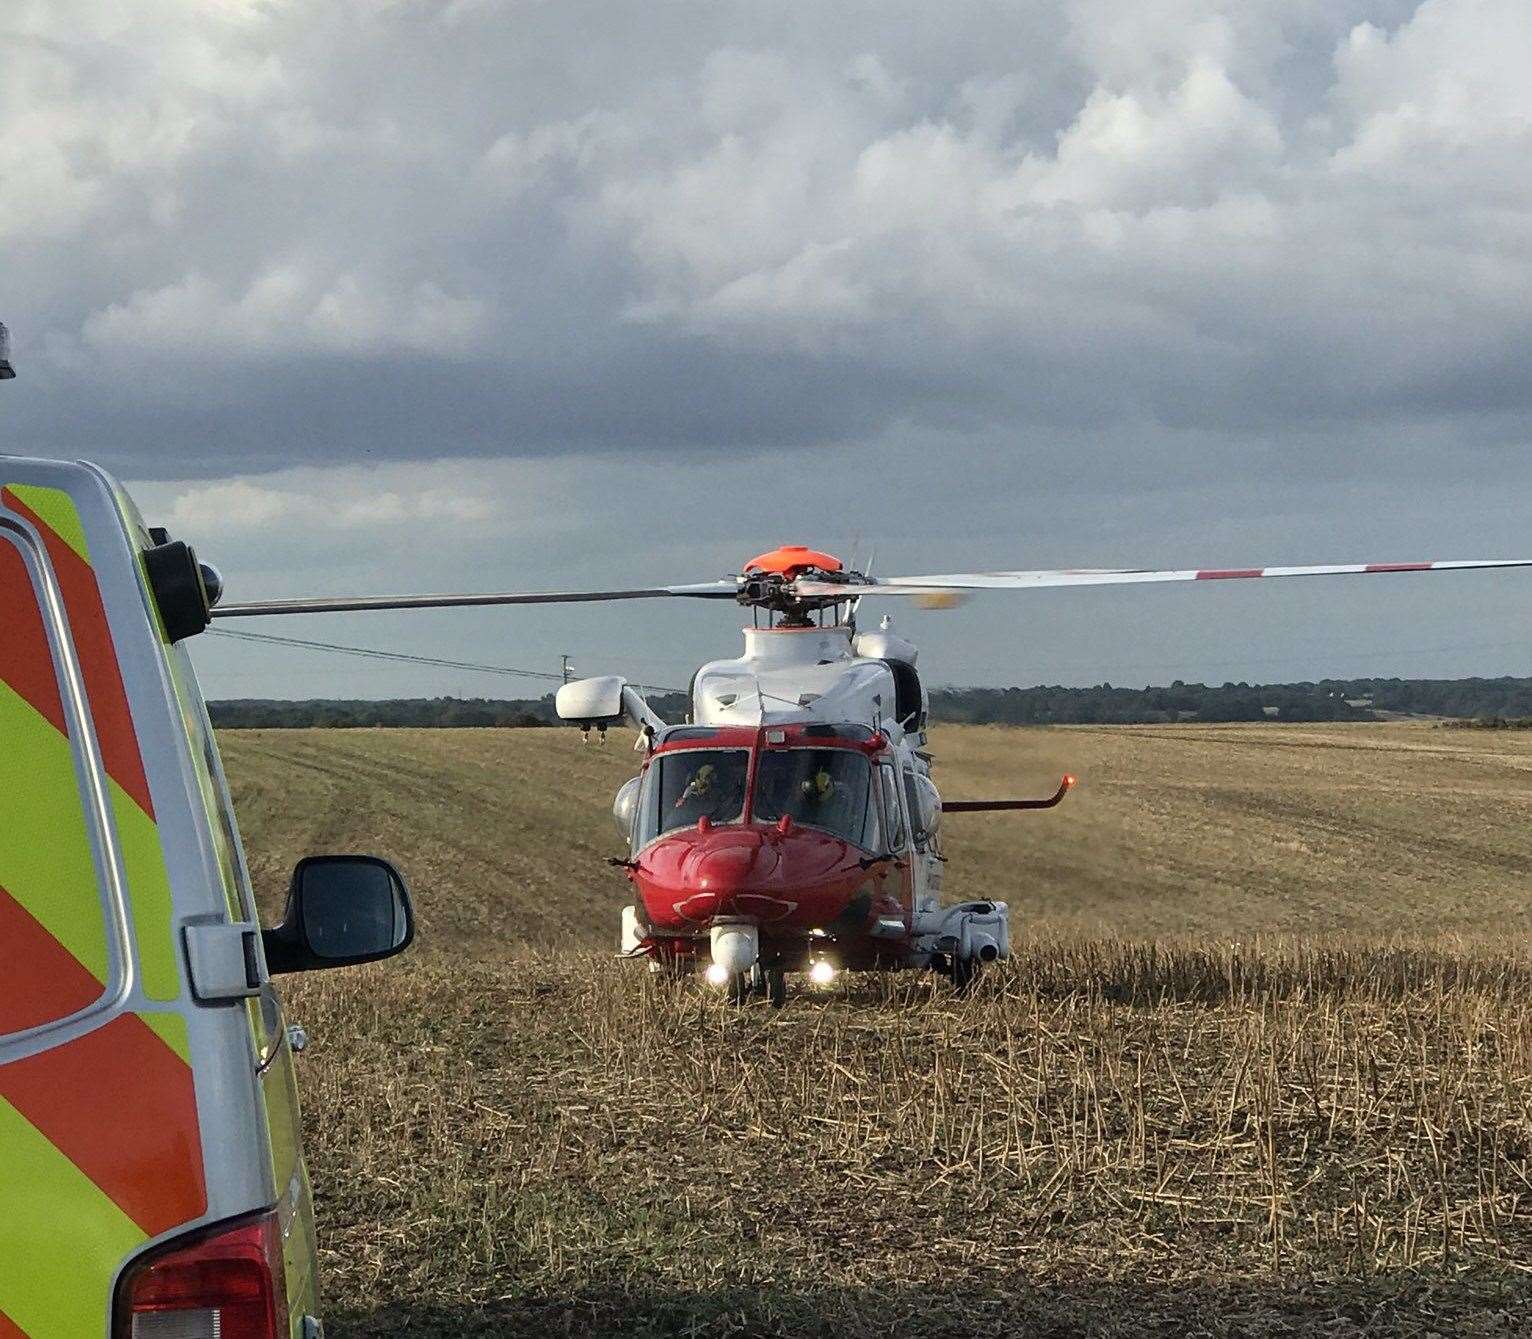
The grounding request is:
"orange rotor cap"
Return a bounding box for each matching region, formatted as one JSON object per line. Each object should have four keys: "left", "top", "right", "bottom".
{"left": 744, "top": 545, "right": 844, "bottom": 577}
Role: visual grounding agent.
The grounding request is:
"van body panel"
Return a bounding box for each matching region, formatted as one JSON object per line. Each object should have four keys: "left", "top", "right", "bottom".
{"left": 0, "top": 459, "right": 312, "bottom": 1335}
{"left": 262, "top": 1039, "right": 321, "bottom": 1324}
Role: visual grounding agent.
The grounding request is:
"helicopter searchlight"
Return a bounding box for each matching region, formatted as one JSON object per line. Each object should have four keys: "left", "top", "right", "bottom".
{"left": 556, "top": 675, "right": 665, "bottom": 745}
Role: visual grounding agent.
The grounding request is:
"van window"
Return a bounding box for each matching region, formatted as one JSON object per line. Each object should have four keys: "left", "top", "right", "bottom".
{"left": 0, "top": 529, "right": 113, "bottom": 1038}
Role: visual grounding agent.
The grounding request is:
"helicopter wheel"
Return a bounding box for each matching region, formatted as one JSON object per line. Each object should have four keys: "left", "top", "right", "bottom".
{"left": 726, "top": 968, "right": 755, "bottom": 1005}
{"left": 951, "top": 953, "right": 978, "bottom": 995}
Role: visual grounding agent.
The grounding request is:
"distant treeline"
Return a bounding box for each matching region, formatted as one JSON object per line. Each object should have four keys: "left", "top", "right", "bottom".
{"left": 209, "top": 676, "right": 1532, "bottom": 728}
{"left": 930, "top": 676, "right": 1532, "bottom": 725}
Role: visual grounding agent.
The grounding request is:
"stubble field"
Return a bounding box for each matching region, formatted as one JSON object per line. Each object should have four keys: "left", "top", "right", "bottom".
{"left": 221, "top": 723, "right": 1532, "bottom": 1337}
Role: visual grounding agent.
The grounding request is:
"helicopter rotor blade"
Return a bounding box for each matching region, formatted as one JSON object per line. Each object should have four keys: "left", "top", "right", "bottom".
{"left": 213, "top": 580, "right": 738, "bottom": 618}
{"left": 792, "top": 559, "right": 1532, "bottom": 600}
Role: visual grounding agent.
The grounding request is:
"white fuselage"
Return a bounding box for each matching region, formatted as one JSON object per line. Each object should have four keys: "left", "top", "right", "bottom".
{"left": 689, "top": 621, "right": 944, "bottom": 915}
{"left": 690, "top": 626, "right": 907, "bottom": 731}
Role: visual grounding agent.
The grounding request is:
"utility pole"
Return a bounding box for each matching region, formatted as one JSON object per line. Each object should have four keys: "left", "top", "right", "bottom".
{"left": 561, "top": 654, "right": 573, "bottom": 684}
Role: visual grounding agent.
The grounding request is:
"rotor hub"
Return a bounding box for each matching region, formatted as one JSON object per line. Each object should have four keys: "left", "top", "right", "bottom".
{"left": 742, "top": 546, "right": 844, "bottom": 578}
{"left": 739, "top": 547, "right": 860, "bottom": 622}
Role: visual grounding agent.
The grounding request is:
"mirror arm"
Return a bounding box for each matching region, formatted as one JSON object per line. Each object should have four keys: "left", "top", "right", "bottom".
{"left": 261, "top": 924, "right": 307, "bottom": 976}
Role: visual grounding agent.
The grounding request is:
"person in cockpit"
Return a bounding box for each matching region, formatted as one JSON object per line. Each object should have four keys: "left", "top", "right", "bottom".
{"left": 671, "top": 756, "right": 746, "bottom": 825}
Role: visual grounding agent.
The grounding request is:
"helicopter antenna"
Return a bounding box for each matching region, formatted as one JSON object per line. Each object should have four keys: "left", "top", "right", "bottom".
{"left": 847, "top": 545, "right": 875, "bottom": 635}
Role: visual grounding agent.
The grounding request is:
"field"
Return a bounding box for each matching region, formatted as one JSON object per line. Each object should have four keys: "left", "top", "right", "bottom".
{"left": 221, "top": 724, "right": 1532, "bottom": 1337}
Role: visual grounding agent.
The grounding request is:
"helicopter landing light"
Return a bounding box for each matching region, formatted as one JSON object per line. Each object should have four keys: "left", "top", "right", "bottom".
{"left": 809, "top": 960, "right": 836, "bottom": 986}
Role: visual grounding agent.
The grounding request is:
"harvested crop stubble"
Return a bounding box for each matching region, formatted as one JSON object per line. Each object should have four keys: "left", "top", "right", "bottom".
{"left": 289, "top": 941, "right": 1531, "bottom": 1338}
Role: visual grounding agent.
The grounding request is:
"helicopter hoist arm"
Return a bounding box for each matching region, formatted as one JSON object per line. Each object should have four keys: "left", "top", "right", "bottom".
{"left": 941, "top": 774, "right": 1076, "bottom": 813}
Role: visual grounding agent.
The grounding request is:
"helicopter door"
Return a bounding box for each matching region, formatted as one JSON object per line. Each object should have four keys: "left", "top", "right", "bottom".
{"left": 877, "top": 761, "right": 915, "bottom": 923}
{"left": 902, "top": 760, "right": 942, "bottom": 915}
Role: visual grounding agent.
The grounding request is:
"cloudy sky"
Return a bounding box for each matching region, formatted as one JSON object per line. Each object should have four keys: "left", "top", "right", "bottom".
{"left": 5, "top": 0, "right": 1532, "bottom": 699}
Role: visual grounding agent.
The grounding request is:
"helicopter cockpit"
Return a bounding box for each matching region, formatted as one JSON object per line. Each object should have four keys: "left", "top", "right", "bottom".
{"left": 751, "top": 748, "right": 878, "bottom": 848}
{"left": 650, "top": 747, "right": 750, "bottom": 835}
{"left": 632, "top": 725, "right": 891, "bottom": 852}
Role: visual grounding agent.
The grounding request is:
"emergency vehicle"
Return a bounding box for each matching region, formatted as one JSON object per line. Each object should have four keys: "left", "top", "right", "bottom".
{"left": 0, "top": 456, "right": 414, "bottom": 1338}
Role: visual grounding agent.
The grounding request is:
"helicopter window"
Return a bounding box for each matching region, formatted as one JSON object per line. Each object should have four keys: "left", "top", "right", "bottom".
{"left": 799, "top": 723, "right": 876, "bottom": 742}
{"left": 753, "top": 749, "right": 877, "bottom": 850}
{"left": 885, "top": 660, "right": 925, "bottom": 731}
{"left": 637, "top": 749, "right": 749, "bottom": 843}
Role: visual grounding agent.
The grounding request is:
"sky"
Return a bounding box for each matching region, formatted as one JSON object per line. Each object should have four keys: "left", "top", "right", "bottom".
{"left": 4, "top": 0, "right": 1532, "bottom": 700}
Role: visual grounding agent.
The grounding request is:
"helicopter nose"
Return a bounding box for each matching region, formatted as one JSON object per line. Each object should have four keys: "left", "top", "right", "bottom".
{"left": 691, "top": 836, "right": 783, "bottom": 893}
{"left": 641, "top": 820, "right": 869, "bottom": 932}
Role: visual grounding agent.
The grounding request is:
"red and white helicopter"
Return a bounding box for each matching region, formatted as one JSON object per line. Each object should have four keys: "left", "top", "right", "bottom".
{"left": 218, "top": 544, "right": 1532, "bottom": 1005}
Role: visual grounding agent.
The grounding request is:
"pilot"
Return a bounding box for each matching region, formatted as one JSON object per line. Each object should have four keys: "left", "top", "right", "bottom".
{"left": 800, "top": 767, "right": 838, "bottom": 806}
{"left": 795, "top": 758, "right": 854, "bottom": 833}
{"left": 673, "top": 759, "right": 743, "bottom": 823}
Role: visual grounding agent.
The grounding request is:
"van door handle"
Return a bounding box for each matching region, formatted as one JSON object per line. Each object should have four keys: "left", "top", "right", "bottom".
{"left": 184, "top": 921, "right": 262, "bottom": 1001}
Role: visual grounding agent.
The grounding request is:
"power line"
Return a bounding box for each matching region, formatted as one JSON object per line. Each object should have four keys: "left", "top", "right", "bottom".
{"left": 206, "top": 628, "right": 686, "bottom": 694}
{"left": 209, "top": 625, "right": 1524, "bottom": 700}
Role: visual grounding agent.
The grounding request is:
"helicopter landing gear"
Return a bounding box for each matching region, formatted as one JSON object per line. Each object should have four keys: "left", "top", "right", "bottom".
{"left": 950, "top": 953, "right": 978, "bottom": 995}
{"left": 725, "top": 962, "right": 787, "bottom": 1007}
{"left": 928, "top": 950, "right": 979, "bottom": 994}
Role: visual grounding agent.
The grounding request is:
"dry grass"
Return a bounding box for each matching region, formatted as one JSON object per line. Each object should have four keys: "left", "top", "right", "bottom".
{"left": 219, "top": 725, "right": 1532, "bottom": 1336}
{"left": 222, "top": 722, "right": 1532, "bottom": 947}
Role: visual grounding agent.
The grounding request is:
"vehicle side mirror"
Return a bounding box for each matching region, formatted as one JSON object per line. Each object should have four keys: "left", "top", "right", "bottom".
{"left": 263, "top": 855, "right": 414, "bottom": 974}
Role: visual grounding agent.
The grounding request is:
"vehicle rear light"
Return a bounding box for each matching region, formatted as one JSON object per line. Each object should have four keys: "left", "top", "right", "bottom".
{"left": 115, "top": 1210, "right": 289, "bottom": 1339}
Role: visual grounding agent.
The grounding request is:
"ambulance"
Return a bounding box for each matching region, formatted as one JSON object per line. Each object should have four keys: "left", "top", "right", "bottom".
{"left": 0, "top": 456, "right": 415, "bottom": 1337}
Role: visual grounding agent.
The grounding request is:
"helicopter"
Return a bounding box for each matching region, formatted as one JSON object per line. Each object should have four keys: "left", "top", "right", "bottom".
{"left": 214, "top": 543, "right": 1532, "bottom": 1005}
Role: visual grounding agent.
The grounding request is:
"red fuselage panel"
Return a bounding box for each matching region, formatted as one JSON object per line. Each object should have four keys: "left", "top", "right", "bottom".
{"left": 635, "top": 822, "right": 887, "bottom": 936}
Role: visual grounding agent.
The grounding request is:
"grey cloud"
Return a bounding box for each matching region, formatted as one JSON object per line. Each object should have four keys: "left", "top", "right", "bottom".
{"left": 4, "top": 0, "right": 1530, "bottom": 482}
